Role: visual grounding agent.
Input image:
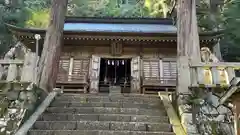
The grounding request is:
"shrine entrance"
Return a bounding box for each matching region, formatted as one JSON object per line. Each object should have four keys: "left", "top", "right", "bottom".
{"left": 99, "top": 58, "right": 131, "bottom": 93}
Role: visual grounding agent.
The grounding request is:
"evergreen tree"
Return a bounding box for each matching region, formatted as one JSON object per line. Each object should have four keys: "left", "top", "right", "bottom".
{"left": 0, "top": 0, "right": 51, "bottom": 56}
{"left": 221, "top": 0, "right": 240, "bottom": 61}
{"left": 0, "top": 0, "right": 28, "bottom": 56}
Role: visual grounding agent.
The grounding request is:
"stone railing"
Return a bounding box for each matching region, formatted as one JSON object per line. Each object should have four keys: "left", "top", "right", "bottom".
{"left": 176, "top": 62, "right": 240, "bottom": 135}
{"left": 0, "top": 52, "right": 38, "bottom": 83}
{"left": 189, "top": 62, "right": 240, "bottom": 88}
{"left": 0, "top": 60, "right": 24, "bottom": 81}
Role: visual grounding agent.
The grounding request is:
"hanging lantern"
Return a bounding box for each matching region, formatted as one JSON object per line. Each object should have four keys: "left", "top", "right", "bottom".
{"left": 108, "top": 60, "right": 110, "bottom": 65}
{"left": 122, "top": 60, "right": 125, "bottom": 65}
{"left": 112, "top": 60, "right": 114, "bottom": 65}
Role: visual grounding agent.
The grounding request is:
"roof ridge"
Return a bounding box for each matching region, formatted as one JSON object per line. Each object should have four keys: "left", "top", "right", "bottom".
{"left": 65, "top": 16, "right": 174, "bottom": 25}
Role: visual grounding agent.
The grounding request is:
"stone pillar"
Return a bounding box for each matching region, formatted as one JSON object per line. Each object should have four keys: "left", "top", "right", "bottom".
{"left": 21, "top": 52, "right": 37, "bottom": 82}
{"left": 0, "top": 65, "right": 4, "bottom": 80}
{"left": 178, "top": 94, "right": 200, "bottom": 135}
{"left": 177, "top": 56, "right": 191, "bottom": 94}
{"left": 7, "top": 64, "right": 18, "bottom": 81}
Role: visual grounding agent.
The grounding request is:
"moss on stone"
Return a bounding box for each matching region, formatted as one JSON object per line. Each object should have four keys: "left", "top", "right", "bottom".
{"left": 0, "top": 82, "right": 44, "bottom": 135}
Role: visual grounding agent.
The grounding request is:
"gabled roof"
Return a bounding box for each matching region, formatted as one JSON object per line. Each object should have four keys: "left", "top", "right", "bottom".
{"left": 64, "top": 17, "right": 177, "bottom": 33}
{"left": 63, "top": 23, "right": 177, "bottom": 33}
{"left": 5, "top": 16, "right": 222, "bottom": 43}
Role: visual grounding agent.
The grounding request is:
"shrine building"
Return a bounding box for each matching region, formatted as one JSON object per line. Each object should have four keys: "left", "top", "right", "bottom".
{"left": 6, "top": 17, "right": 222, "bottom": 94}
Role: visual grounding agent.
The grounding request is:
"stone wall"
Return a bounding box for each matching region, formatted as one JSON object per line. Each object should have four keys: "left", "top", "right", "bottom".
{"left": 178, "top": 91, "right": 234, "bottom": 135}
{"left": 0, "top": 82, "right": 45, "bottom": 135}
{"left": 196, "top": 94, "right": 234, "bottom": 135}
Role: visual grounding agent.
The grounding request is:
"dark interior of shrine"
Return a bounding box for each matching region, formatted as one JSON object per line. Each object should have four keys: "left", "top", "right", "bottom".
{"left": 99, "top": 58, "right": 131, "bottom": 93}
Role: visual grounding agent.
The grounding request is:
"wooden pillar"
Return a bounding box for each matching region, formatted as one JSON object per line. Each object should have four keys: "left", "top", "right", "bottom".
{"left": 159, "top": 59, "right": 163, "bottom": 83}
{"left": 68, "top": 57, "right": 74, "bottom": 81}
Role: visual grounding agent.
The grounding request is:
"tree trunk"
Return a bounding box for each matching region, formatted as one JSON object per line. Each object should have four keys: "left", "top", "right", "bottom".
{"left": 177, "top": 0, "right": 200, "bottom": 61}
{"left": 176, "top": 1, "right": 201, "bottom": 133}
{"left": 176, "top": 0, "right": 201, "bottom": 94}
{"left": 36, "top": 0, "right": 68, "bottom": 91}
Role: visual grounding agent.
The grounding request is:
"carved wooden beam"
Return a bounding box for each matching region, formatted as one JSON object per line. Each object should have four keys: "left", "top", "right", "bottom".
{"left": 111, "top": 41, "right": 123, "bottom": 56}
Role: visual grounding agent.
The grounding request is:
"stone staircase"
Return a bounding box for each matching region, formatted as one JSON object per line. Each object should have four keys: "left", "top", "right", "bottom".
{"left": 28, "top": 94, "right": 175, "bottom": 135}
{"left": 109, "top": 86, "right": 122, "bottom": 94}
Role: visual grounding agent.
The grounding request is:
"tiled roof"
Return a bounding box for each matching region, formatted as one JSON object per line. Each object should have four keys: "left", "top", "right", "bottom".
{"left": 63, "top": 23, "right": 177, "bottom": 33}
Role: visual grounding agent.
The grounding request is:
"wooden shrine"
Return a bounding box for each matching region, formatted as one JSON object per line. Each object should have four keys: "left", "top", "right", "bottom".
{"left": 6, "top": 17, "right": 222, "bottom": 94}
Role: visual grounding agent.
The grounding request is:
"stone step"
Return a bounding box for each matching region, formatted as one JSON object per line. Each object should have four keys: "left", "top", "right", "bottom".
{"left": 99, "top": 87, "right": 109, "bottom": 93}
{"left": 50, "top": 101, "right": 164, "bottom": 109}
{"left": 28, "top": 130, "right": 175, "bottom": 135}
{"left": 38, "top": 113, "right": 169, "bottom": 123}
{"left": 61, "top": 93, "right": 159, "bottom": 98}
{"left": 109, "top": 86, "right": 122, "bottom": 94}
{"left": 45, "top": 107, "right": 167, "bottom": 116}
{"left": 32, "top": 121, "right": 172, "bottom": 132}
{"left": 54, "top": 96, "right": 160, "bottom": 104}
{"left": 57, "top": 94, "right": 159, "bottom": 100}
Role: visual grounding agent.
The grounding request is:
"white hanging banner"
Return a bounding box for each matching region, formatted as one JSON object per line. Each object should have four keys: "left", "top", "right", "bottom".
{"left": 122, "top": 60, "right": 125, "bottom": 65}
{"left": 117, "top": 60, "right": 119, "bottom": 66}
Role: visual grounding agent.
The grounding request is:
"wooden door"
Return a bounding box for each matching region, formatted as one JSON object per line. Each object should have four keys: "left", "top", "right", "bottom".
{"left": 57, "top": 56, "right": 70, "bottom": 82}
{"left": 70, "top": 58, "right": 89, "bottom": 82}
{"left": 142, "top": 59, "right": 161, "bottom": 86}
{"left": 131, "top": 56, "right": 141, "bottom": 93}
{"left": 162, "top": 59, "right": 177, "bottom": 85}
{"left": 89, "top": 55, "right": 101, "bottom": 93}
{"left": 142, "top": 59, "right": 161, "bottom": 80}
